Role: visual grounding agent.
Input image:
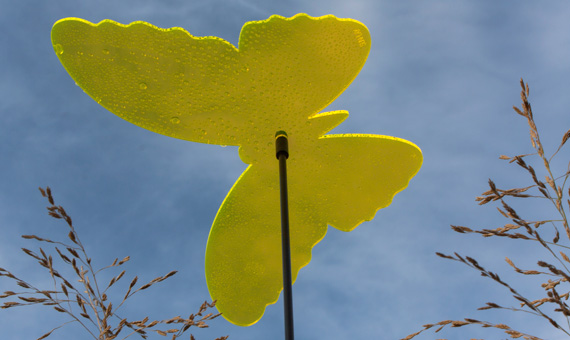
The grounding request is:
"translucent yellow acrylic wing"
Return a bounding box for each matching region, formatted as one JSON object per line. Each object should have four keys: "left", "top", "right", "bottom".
{"left": 52, "top": 13, "right": 423, "bottom": 327}
{"left": 50, "top": 14, "right": 370, "bottom": 146}
{"left": 205, "top": 112, "right": 422, "bottom": 326}
{"left": 205, "top": 165, "right": 285, "bottom": 327}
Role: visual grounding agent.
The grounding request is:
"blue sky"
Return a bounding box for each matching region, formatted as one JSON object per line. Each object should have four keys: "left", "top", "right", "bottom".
{"left": 2, "top": 1, "right": 570, "bottom": 339}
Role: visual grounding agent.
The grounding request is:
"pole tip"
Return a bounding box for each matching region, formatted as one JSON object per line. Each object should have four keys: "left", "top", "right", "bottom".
{"left": 275, "top": 131, "right": 289, "bottom": 159}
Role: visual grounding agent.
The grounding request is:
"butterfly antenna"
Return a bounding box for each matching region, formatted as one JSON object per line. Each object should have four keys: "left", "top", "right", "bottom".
{"left": 275, "top": 131, "right": 295, "bottom": 340}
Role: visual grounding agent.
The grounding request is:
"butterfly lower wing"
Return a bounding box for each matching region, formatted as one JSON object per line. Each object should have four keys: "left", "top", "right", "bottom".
{"left": 205, "top": 164, "right": 328, "bottom": 326}
{"left": 206, "top": 134, "right": 421, "bottom": 326}
{"left": 288, "top": 134, "right": 422, "bottom": 232}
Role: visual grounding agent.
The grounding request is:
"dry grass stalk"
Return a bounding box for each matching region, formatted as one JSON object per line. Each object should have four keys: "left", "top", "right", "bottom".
{"left": 404, "top": 79, "right": 570, "bottom": 339}
{"left": 0, "top": 187, "right": 228, "bottom": 340}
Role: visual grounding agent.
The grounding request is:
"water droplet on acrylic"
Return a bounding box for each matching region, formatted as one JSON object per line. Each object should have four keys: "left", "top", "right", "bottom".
{"left": 54, "top": 44, "right": 63, "bottom": 55}
{"left": 139, "top": 82, "right": 148, "bottom": 90}
{"left": 170, "top": 117, "right": 181, "bottom": 124}
{"left": 102, "top": 49, "right": 110, "bottom": 55}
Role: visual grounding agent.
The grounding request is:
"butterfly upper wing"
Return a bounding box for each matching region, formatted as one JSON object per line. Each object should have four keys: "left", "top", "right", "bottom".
{"left": 206, "top": 112, "right": 422, "bottom": 326}
{"left": 51, "top": 19, "right": 240, "bottom": 145}
{"left": 236, "top": 14, "right": 371, "bottom": 130}
{"left": 51, "top": 14, "right": 370, "bottom": 148}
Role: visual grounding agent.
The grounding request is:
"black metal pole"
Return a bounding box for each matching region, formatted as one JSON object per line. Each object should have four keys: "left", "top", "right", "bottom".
{"left": 275, "top": 131, "right": 294, "bottom": 340}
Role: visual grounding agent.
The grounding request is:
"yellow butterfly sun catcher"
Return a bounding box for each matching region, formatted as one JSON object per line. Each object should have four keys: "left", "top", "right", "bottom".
{"left": 51, "top": 13, "right": 422, "bottom": 327}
